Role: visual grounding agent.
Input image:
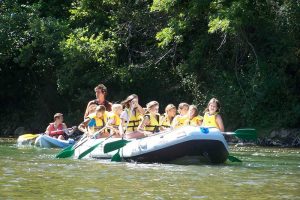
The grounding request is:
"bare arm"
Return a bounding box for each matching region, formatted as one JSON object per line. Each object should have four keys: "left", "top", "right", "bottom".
{"left": 136, "top": 104, "right": 145, "bottom": 116}
{"left": 171, "top": 115, "right": 179, "bottom": 128}
{"left": 138, "top": 116, "right": 152, "bottom": 136}
{"left": 119, "top": 118, "right": 126, "bottom": 136}
{"left": 62, "top": 123, "right": 68, "bottom": 130}
{"left": 138, "top": 116, "right": 149, "bottom": 131}
{"left": 198, "top": 116, "right": 203, "bottom": 126}
{"left": 78, "top": 118, "right": 91, "bottom": 133}
{"left": 84, "top": 101, "right": 93, "bottom": 119}
{"left": 216, "top": 115, "right": 224, "bottom": 132}
{"left": 198, "top": 119, "right": 203, "bottom": 126}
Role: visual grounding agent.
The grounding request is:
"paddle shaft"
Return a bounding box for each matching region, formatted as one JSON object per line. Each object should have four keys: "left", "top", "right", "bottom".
{"left": 20, "top": 128, "right": 73, "bottom": 137}
{"left": 221, "top": 128, "right": 257, "bottom": 140}
{"left": 55, "top": 133, "right": 88, "bottom": 158}
{"left": 76, "top": 127, "right": 105, "bottom": 149}
{"left": 112, "top": 107, "right": 134, "bottom": 160}
{"left": 78, "top": 134, "right": 114, "bottom": 159}
{"left": 123, "top": 106, "right": 134, "bottom": 136}
{"left": 49, "top": 127, "right": 76, "bottom": 136}
{"left": 72, "top": 135, "right": 89, "bottom": 150}
{"left": 221, "top": 132, "right": 235, "bottom": 135}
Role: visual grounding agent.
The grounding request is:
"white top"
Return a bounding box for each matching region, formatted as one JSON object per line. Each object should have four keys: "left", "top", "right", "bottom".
{"left": 120, "top": 110, "right": 129, "bottom": 121}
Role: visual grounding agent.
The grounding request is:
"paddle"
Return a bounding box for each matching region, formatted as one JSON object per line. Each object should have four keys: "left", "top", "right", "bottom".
{"left": 18, "top": 127, "right": 76, "bottom": 141}
{"left": 227, "top": 155, "right": 242, "bottom": 162}
{"left": 56, "top": 122, "right": 111, "bottom": 159}
{"left": 111, "top": 149, "right": 122, "bottom": 162}
{"left": 55, "top": 134, "right": 88, "bottom": 158}
{"left": 222, "top": 128, "right": 257, "bottom": 140}
{"left": 109, "top": 106, "right": 134, "bottom": 161}
{"left": 223, "top": 128, "right": 257, "bottom": 162}
{"left": 77, "top": 134, "right": 114, "bottom": 159}
{"left": 18, "top": 134, "right": 40, "bottom": 140}
{"left": 104, "top": 139, "right": 131, "bottom": 153}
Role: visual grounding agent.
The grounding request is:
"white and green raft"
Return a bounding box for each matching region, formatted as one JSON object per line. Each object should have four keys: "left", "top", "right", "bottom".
{"left": 72, "top": 126, "right": 256, "bottom": 164}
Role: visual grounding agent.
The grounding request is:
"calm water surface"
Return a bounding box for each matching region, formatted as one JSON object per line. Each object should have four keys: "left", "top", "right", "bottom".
{"left": 0, "top": 139, "right": 299, "bottom": 199}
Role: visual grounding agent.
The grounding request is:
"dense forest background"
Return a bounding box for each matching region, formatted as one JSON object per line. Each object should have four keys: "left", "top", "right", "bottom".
{"left": 1, "top": 0, "right": 299, "bottom": 136}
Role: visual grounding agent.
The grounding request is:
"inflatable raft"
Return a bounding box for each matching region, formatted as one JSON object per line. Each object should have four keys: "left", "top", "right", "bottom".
{"left": 74, "top": 126, "right": 229, "bottom": 164}
{"left": 34, "top": 135, "right": 75, "bottom": 148}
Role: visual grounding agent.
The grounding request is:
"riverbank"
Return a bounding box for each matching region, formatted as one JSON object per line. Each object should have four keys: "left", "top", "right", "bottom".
{"left": 226, "top": 129, "right": 300, "bottom": 148}
{"left": 257, "top": 129, "right": 300, "bottom": 147}
{"left": 3, "top": 127, "right": 300, "bottom": 148}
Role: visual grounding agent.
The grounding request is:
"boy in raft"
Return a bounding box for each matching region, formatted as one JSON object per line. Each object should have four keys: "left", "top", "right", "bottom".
{"left": 172, "top": 103, "right": 189, "bottom": 129}
{"left": 107, "top": 104, "right": 123, "bottom": 137}
{"left": 45, "top": 113, "right": 76, "bottom": 140}
{"left": 187, "top": 105, "right": 203, "bottom": 126}
{"left": 85, "top": 102, "right": 97, "bottom": 119}
{"left": 87, "top": 105, "right": 110, "bottom": 138}
{"left": 120, "top": 94, "right": 145, "bottom": 139}
{"left": 138, "top": 101, "right": 161, "bottom": 136}
{"left": 78, "top": 102, "right": 98, "bottom": 133}
{"left": 160, "top": 104, "right": 176, "bottom": 131}
{"left": 202, "top": 98, "right": 224, "bottom": 132}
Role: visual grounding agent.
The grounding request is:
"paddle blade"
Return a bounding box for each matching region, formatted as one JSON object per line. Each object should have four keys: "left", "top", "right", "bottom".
{"left": 78, "top": 142, "right": 101, "bottom": 159}
{"left": 56, "top": 145, "right": 74, "bottom": 158}
{"left": 228, "top": 155, "right": 242, "bottom": 162}
{"left": 234, "top": 129, "right": 257, "bottom": 140}
{"left": 19, "top": 134, "right": 40, "bottom": 140}
{"left": 111, "top": 150, "right": 122, "bottom": 162}
{"left": 104, "top": 140, "right": 130, "bottom": 153}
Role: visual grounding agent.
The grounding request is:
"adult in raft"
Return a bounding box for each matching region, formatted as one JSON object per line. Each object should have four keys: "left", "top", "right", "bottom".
{"left": 138, "top": 101, "right": 161, "bottom": 136}
{"left": 84, "top": 84, "right": 113, "bottom": 118}
{"left": 119, "top": 94, "right": 145, "bottom": 139}
{"left": 45, "top": 113, "right": 76, "bottom": 140}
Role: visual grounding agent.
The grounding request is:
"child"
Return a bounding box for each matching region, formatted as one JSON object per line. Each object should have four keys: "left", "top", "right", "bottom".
{"left": 87, "top": 105, "right": 109, "bottom": 138}
{"left": 138, "top": 101, "right": 161, "bottom": 136}
{"left": 171, "top": 103, "right": 189, "bottom": 129}
{"left": 78, "top": 102, "right": 98, "bottom": 133}
{"left": 107, "top": 104, "right": 123, "bottom": 137}
{"left": 202, "top": 98, "right": 224, "bottom": 132}
{"left": 119, "top": 94, "right": 145, "bottom": 138}
{"left": 85, "top": 102, "right": 97, "bottom": 119}
{"left": 187, "top": 105, "right": 203, "bottom": 126}
{"left": 160, "top": 104, "right": 176, "bottom": 130}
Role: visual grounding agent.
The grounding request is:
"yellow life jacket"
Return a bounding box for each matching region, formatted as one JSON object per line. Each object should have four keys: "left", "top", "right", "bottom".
{"left": 91, "top": 111, "right": 108, "bottom": 129}
{"left": 173, "top": 115, "right": 189, "bottom": 128}
{"left": 160, "top": 114, "right": 173, "bottom": 128}
{"left": 188, "top": 115, "right": 203, "bottom": 126}
{"left": 202, "top": 112, "right": 219, "bottom": 128}
{"left": 144, "top": 113, "right": 160, "bottom": 133}
{"left": 124, "top": 109, "right": 142, "bottom": 132}
{"left": 108, "top": 112, "right": 121, "bottom": 128}
{"left": 87, "top": 112, "right": 96, "bottom": 119}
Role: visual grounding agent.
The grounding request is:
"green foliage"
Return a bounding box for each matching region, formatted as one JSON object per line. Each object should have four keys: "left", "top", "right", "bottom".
{"left": 0, "top": 0, "right": 299, "bottom": 136}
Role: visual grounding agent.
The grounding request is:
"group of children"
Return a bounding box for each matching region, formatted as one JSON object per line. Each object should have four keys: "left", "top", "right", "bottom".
{"left": 45, "top": 83, "right": 224, "bottom": 140}
{"left": 77, "top": 95, "right": 224, "bottom": 139}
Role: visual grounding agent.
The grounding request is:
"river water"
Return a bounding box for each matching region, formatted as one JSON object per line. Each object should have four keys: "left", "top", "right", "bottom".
{"left": 0, "top": 140, "right": 299, "bottom": 199}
